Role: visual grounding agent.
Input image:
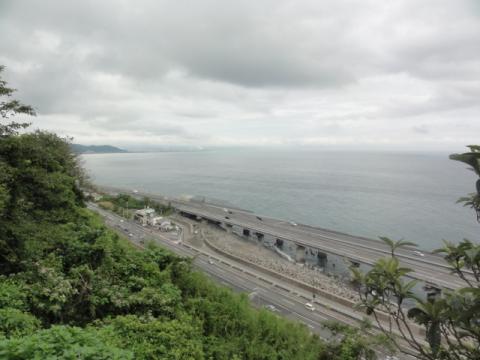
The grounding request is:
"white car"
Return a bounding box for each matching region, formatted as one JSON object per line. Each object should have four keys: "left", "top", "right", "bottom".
{"left": 305, "top": 302, "right": 315, "bottom": 311}
{"left": 413, "top": 250, "right": 425, "bottom": 257}
{"left": 289, "top": 221, "right": 297, "bottom": 226}
{"left": 208, "top": 259, "right": 214, "bottom": 265}
{"left": 264, "top": 304, "right": 278, "bottom": 312}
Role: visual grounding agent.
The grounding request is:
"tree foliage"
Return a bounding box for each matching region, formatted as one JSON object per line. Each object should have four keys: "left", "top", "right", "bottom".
{"left": 0, "top": 64, "right": 394, "bottom": 359}
{"left": 99, "top": 193, "right": 173, "bottom": 217}
{"left": 352, "top": 146, "right": 480, "bottom": 360}
{"left": 0, "top": 65, "right": 35, "bottom": 137}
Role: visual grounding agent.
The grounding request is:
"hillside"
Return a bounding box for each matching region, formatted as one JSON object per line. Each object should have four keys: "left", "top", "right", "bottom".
{"left": 71, "top": 144, "right": 127, "bottom": 154}
{"left": 0, "top": 128, "right": 385, "bottom": 359}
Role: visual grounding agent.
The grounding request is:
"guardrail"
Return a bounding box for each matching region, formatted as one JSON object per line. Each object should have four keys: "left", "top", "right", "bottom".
{"left": 202, "top": 234, "right": 426, "bottom": 338}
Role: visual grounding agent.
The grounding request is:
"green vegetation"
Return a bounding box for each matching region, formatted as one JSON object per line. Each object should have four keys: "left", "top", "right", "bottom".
{"left": 99, "top": 193, "right": 174, "bottom": 218}
{"left": 352, "top": 147, "right": 480, "bottom": 359}
{"left": 1, "top": 66, "right": 386, "bottom": 359}
{"left": 71, "top": 144, "right": 127, "bottom": 154}
{"left": 0, "top": 132, "right": 324, "bottom": 358}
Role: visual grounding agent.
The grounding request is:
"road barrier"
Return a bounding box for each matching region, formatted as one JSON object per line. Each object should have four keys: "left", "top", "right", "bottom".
{"left": 203, "top": 235, "right": 425, "bottom": 338}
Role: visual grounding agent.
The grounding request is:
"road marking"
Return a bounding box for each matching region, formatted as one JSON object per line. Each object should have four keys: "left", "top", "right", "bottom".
{"left": 92, "top": 205, "right": 368, "bottom": 331}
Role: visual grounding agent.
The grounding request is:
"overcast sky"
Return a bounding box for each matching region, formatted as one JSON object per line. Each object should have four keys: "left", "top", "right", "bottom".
{"left": 1, "top": 0, "right": 479, "bottom": 150}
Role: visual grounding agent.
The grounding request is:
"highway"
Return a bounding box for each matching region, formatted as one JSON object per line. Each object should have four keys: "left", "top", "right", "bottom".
{"left": 96, "top": 187, "right": 465, "bottom": 289}
{"left": 88, "top": 203, "right": 342, "bottom": 336}
{"left": 173, "top": 200, "right": 466, "bottom": 289}
{"left": 88, "top": 202, "right": 417, "bottom": 359}
{"left": 97, "top": 185, "right": 465, "bottom": 290}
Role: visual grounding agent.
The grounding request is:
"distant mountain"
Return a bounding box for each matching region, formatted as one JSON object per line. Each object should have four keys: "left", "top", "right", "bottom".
{"left": 70, "top": 144, "right": 128, "bottom": 154}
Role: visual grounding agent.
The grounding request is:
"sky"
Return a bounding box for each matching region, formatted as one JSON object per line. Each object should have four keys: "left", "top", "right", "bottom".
{"left": 1, "top": 0, "right": 479, "bottom": 151}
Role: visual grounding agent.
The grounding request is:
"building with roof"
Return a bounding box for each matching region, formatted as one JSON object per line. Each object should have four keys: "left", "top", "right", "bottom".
{"left": 134, "top": 207, "right": 156, "bottom": 226}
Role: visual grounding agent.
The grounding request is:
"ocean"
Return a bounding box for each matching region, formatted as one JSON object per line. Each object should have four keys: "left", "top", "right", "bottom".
{"left": 81, "top": 149, "right": 479, "bottom": 251}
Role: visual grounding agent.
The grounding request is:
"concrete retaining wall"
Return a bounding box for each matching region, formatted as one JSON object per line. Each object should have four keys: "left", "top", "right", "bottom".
{"left": 202, "top": 235, "right": 426, "bottom": 338}
{"left": 203, "top": 237, "right": 360, "bottom": 310}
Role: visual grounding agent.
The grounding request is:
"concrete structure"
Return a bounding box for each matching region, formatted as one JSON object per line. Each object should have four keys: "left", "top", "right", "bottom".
{"left": 97, "top": 186, "right": 465, "bottom": 301}
{"left": 159, "top": 220, "right": 175, "bottom": 232}
{"left": 134, "top": 207, "right": 156, "bottom": 226}
{"left": 174, "top": 203, "right": 464, "bottom": 300}
{"left": 89, "top": 201, "right": 424, "bottom": 357}
{"left": 149, "top": 216, "right": 164, "bottom": 226}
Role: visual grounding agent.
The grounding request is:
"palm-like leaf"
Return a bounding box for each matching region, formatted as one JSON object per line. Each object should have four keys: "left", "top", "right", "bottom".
{"left": 380, "top": 236, "right": 417, "bottom": 256}
{"left": 449, "top": 149, "right": 480, "bottom": 176}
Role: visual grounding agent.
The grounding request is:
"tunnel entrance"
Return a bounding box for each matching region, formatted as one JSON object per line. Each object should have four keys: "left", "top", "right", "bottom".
{"left": 350, "top": 261, "right": 360, "bottom": 268}
{"left": 180, "top": 211, "right": 198, "bottom": 220}
{"left": 255, "top": 232, "right": 264, "bottom": 241}
{"left": 207, "top": 219, "right": 221, "bottom": 227}
{"left": 275, "top": 239, "right": 284, "bottom": 249}
{"left": 317, "top": 252, "right": 327, "bottom": 268}
{"left": 243, "top": 229, "right": 250, "bottom": 237}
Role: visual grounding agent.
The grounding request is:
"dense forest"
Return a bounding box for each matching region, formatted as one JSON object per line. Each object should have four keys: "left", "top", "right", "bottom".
{"left": 0, "top": 67, "right": 382, "bottom": 360}
{"left": 0, "top": 131, "right": 326, "bottom": 359}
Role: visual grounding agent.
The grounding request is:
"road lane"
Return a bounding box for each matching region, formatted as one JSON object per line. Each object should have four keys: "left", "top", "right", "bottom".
{"left": 89, "top": 202, "right": 418, "bottom": 359}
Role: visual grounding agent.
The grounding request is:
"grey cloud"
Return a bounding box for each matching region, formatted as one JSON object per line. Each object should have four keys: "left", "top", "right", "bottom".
{"left": 2, "top": 0, "right": 360, "bottom": 89}
{"left": 0, "top": 0, "right": 479, "bottom": 149}
{"left": 412, "top": 124, "right": 429, "bottom": 134}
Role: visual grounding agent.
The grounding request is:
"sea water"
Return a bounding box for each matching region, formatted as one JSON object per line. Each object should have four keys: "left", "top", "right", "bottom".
{"left": 81, "top": 149, "right": 479, "bottom": 250}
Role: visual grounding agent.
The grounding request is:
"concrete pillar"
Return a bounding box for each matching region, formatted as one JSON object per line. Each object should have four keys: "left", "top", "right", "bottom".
{"left": 295, "top": 244, "right": 306, "bottom": 262}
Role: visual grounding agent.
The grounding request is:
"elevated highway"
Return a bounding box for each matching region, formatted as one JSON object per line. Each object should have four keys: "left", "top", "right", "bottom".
{"left": 97, "top": 185, "right": 467, "bottom": 291}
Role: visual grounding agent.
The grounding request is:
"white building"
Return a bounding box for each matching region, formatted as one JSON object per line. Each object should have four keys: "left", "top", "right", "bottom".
{"left": 159, "top": 220, "right": 175, "bottom": 232}
{"left": 148, "top": 216, "right": 163, "bottom": 226}
{"left": 134, "top": 207, "right": 156, "bottom": 226}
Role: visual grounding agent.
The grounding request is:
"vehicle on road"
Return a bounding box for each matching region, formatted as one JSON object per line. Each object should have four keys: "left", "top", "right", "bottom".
{"left": 132, "top": 189, "right": 138, "bottom": 194}
{"left": 305, "top": 302, "right": 315, "bottom": 311}
{"left": 208, "top": 258, "right": 214, "bottom": 265}
{"left": 225, "top": 216, "right": 230, "bottom": 220}
{"left": 256, "top": 216, "right": 263, "bottom": 221}
{"left": 413, "top": 250, "right": 425, "bottom": 257}
{"left": 223, "top": 208, "right": 228, "bottom": 213}
{"left": 128, "top": 233, "right": 134, "bottom": 237}
{"left": 120, "top": 219, "right": 124, "bottom": 223}
{"left": 264, "top": 304, "right": 278, "bottom": 312}
{"left": 289, "top": 221, "right": 297, "bottom": 226}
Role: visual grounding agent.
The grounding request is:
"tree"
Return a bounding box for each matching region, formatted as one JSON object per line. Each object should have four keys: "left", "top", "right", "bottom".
{"left": 379, "top": 236, "right": 417, "bottom": 257}
{"left": 450, "top": 145, "right": 480, "bottom": 222}
{"left": 0, "top": 65, "right": 35, "bottom": 137}
{"left": 351, "top": 146, "right": 480, "bottom": 360}
{"left": 0, "top": 326, "right": 132, "bottom": 359}
{"left": 1, "top": 63, "right": 383, "bottom": 359}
